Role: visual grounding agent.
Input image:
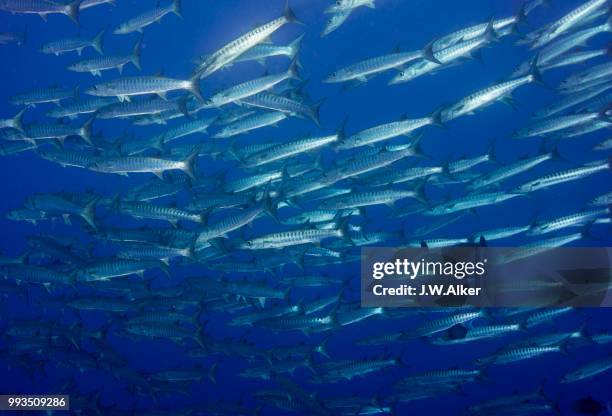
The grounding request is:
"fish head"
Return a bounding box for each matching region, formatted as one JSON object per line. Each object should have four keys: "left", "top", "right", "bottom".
{"left": 113, "top": 25, "right": 129, "bottom": 35}
{"left": 86, "top": 85, "right": 102, "bottom": 96}
{"left": 322, "top": 69, "right": 341, "bottom": 83}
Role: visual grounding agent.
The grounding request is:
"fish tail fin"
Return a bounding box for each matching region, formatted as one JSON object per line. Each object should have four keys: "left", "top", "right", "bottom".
{"left": 422, "top": 40, "right": 442, "bottom": 65}
{"left": 173, "top": 0, "right": 183, "bottom": 18}
{"left": 182, "top": 146, "right": 200, "bottom": 179}
{"left": 287, "top": 57, "right": 301, "bottom": 81}
{"left": 317, "top": 337, "right": 330, "bottom": 358}
{"left": 288, "top": 34, "right": 304, "bottom": 61}
{"left": 65, "top": 0, "right": 82, "bottom": 25}
{"left": 515, "top": 2, "right": 527, "bottom": 27}
{"left": 412, "top": 180, "right": 429, "bottom": 205}
{"left": 188, "top": 74, "right": 204, "bottom": 102}
{"left": 283, "top": 1, "right": 302, "bottom": 25}
{"left": 261, "top": 184, "right": 279, "bottom": 221}
{"left": 528, "top": 56, "right": 546, "bottom": 87}
{"left": 92, "top": 29, "right": 105, "bottom": 55}
{"left": 337, "top": 217, "right": 355, "bottom": 246}
{"left": 487, "top": 138, "right": 498, "bottom": 163}
{"left": 484, "top": 18, "right": 500, "bottom": 43}
{"left": 598, "top": 104, "right": 612, "bottom": 122}
{"left": 81, "top": 198, "right": 98, "bottom": 231}
{"left": 410, "top": 133, "right": 428, "bottom": 158}
{"left": 309, "top": 99, "right": 324, "bottom": 127}
{"left": 177, "top": 96, "right": 191, "bottom": 118}
{"left": 21, "top": 26, "right": 28, "bottom": 46}
{"left": 131, "top": 36, "right": 143, "bottom": 70}
{"left": 208, "top": 362, "right": 217, "bottom": 384}
{"left": 11, "top": 108, "right": 26, "bottom": 132}
{"left": 335, "top": 115, "right": 348, "bottom": 144}
{"left": 80, "top": 117, "right": 94, "bottom": 145}
{"left": 430, "top": 108, "right": 446, "bottom": 128}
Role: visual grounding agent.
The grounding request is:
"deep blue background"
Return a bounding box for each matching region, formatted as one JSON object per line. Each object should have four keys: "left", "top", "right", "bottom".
{"left": 0, "top": 0, "right": 611, "bottom": 414}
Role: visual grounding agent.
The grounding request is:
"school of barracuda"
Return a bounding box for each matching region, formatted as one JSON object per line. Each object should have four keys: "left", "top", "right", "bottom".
{"left": 0, "top": 0, "right": 611, "bottom": 414}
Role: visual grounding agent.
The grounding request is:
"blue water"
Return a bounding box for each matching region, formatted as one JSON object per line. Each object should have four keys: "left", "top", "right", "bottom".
{"left": 0, "top": 0, "right": 611, "bottom": 414}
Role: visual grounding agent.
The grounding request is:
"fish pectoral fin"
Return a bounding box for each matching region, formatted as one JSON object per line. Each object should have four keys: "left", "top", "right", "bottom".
{"left": 157, "top": 92, "right": 168, "bottom": 100}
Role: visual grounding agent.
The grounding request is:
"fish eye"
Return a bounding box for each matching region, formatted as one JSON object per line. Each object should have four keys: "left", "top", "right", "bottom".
{"left": 336, "top": 0, "right": 341, "bottom": 4}
{"left": 331, "top": 72, "right": 337, "bottom": 77}
{"left": 399, "top": 71, "right": 405, "bottom": 77}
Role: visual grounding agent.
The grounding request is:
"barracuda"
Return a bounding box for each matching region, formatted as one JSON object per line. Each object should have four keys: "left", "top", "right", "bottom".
{"left": 38, "top": 147, "right": 99, "bottom": 169}
{"left": 152, "top": 116, "right": 215, "bottom": 145}
{"left": 515, "top": 160, "right": 611, "bottom": 193}
{"left": 531, "top": 0, "right": 608, "bottom": 48}
{"left": 476, "top": 345, "right": 564, "bottom": 366}
{"left": 242, "top": 132, "right": 340, "bottom": 168}
{"left": 233, "top": 34, "right": 303, "bottom": 67}
{"left": 195, "top": 2, "right": 300, "bottom": 79}
{"left": 319, "top": 188, "right": 424, "bottom": 210}
{"left": 87, "top": 74, "right": 203, "bottom": 102}
{"left": 2, "top": 264, "right": 74, "bottom": 287}
{"left": 114, "top": 0, "right": 181, "bottom": 35}
{"left": 224, "top": 170, "right": 282, "bottom": 193}
{"left": 327, "top": 140, "right": 424, "bottom": 182}
{"left": 10, "top": 85, "right": 77, "bottom": 107}
{"left": 0, "top": 0, "right": 82, "bottom": 24}
{"left": 427, "top": 191, "right": 523, "bottom": 216}
{"left": 528, "top": 207, "right": 609, "bottom": 235}
{"left": 443, "top": 62, "right": 543, "bottom": 121}
{"left": 241, "top": 222, "right": 351, "bottom": 250}
{"left": 96, "top": 97, "right": 187, "bottom": 119}
{"left": 67, "top": 37, "right": 141, "bottom": 77}
{"left": 207, "top": 61, "right": 299, "bottom": 107}
{"left": 473, "top": 225, "right": 530, "bottom": 242}
{"left": 195, "top": 205, "right": 269, "bottom": 249}
{"left": 90, "top": 148, "right": 198, "bottom": 179}
{"left": 467, "top": 150, "right": 556, "bottom": 191}
{"left": 113, "top": 199, "right": 206, "bottom": 226}
{"left": 403, "top": 310, "right": 486, "bottom": 338}
{"left": 76, "top": 258, "right": 167, "bottom": 281}
{"left": 212, "top": 111, "right": 288, "bottom": 138}
{"left": 322, "top": 8, "right": 352, "bottom": 37}
{"left": 324, "top": 50, "right": 426, "bottom": 83}
{"left": 239, "top": 92, "right": 322, "bottom": 127}
{"left": 325, "top": 0, "right": 375, "bottom": 14}
{"left": 338, "top": 112, "right": 442, "bottom": 149}
{"left": 41, "top": 29, "right": 104, "bottom": 56}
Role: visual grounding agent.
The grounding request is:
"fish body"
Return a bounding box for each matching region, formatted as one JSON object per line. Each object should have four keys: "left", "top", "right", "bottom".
{"left": 41, "top": 29, "right": 104, "bottom": 56}
{"left": 0, "top": 0, "right": 82, "bottom": 24}
{"left": 87, "top": 75, "right": 202, "bottom": 102}
{"left": 67, "top": 37, "right": 141, "bottom": 76}
{"left": 114, "top": 0, "right": 181, "bottom": 35}
{"left": 195, "top": 3, "right": 299, "bottom": 78}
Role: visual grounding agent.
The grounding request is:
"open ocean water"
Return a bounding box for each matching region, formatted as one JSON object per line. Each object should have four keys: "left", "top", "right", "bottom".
{"left": 0, "top": 0, "right": 611, "bottom": 414}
